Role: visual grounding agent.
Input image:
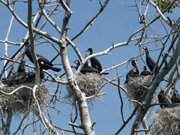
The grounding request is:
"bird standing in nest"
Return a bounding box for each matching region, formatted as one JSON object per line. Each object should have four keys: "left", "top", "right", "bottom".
{"left": 124, "top": 60, "right": 139, "bottom": 84}
{"left": 171, "top": 88, "right": 180, "bottom": 104}
{"left": 140, "top": 66, "right": 152, "bottom": 76}
{"left": 74, "top": 59, "right": 99, "bottom": 74}
{"left": 2, "top": 61, "right": 26, "bottom": 86}
{"left": 144, "top": 47, "right": 159, "bottom": 74}
{"left": 25, "top": 49, "right": 61, "bottom": 72}
{"left": 15, "top": 60, "right": 26, "bottom": 83}
{"left": 85, "top": 48, "right": 102, "bottom": 73}
{"left": 24, "top": 70, "right": 44, "bottom": 83}
{"left": 158, "top": 90, "right": 172, "bottom": 108}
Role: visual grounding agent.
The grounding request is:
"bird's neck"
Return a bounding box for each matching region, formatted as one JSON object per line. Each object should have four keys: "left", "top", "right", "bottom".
{"left": 145, "top": 51, "right": 150, "bottom": 57}
{"left": 89, "top": 50, "right": 93, "bottom": 55}
{"left": 133, "top": 66, "right": 139, "bottom": 73}
{"left": 133, "top": 64, "right": 137, "bottom": 69}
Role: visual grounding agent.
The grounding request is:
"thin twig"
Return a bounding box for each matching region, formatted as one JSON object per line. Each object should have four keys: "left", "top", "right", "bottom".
{"left": 71, "top": 0, "right": 111, "bottom": 41}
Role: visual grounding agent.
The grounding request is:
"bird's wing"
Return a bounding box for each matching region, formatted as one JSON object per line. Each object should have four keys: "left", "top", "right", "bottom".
{"left": 91, "top": 58, "right": 102, "bottom": 71}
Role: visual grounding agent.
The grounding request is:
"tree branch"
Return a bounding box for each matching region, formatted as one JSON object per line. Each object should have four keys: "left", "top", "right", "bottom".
{"left": 27, "top": 0, "right": 41, "bottom": 84}
{"left": 131, "top": 33, "right": 180, "bottom": 135}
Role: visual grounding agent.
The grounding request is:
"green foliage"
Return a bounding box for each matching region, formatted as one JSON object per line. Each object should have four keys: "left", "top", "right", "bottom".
{"left": 154, "top": 0, "right": 176, "bottom": 12}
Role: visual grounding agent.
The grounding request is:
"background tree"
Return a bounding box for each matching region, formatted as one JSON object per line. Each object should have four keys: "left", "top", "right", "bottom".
{"left": 0, "top": 0, "right": 179, "bottom": 135}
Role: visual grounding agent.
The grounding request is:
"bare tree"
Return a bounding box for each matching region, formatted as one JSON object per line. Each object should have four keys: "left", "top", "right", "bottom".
{"left": 0, "top": 0, "right": 179, "bottom": 135}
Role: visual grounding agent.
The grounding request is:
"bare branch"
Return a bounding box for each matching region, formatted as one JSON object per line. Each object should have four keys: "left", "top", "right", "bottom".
{"left": 71, "top": 0, "right": 111, "bottom": 41}
{"left": 27, "top": 0, "right": 41, "bottom": 84}
{"left": 131, "top": 34, "right": 180, "bottom": 134}
{"left": 4, "top": 15, "right": 14, "bottom": 77}
{"left": 59, "top": 1, "right": 95, "bottom": 134}
{"left": 149, "top": 0, "right": 172, "bottom": 26}
{"left": 59, "top": 0, "right": 72, "bottom": 14}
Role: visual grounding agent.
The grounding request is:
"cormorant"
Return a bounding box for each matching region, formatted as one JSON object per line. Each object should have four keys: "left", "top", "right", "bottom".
{"left": 25, "top": 49, "right": 61, "bottom": 72}
{"left": 15, "top": 60, "right": 26, "bottom": 84}
{"left": 158, "top": 90, "right": 172, "bottom": 108}
{"left": 85, "top": 48, "right": 102, "bottom": 73}
{"left": 144, "top": 47, "right": 159, "bottom": 74}
{"left": 124, "top": 60, "right": 139, "bottom": 84}
{"left": 140, "top": 66, "right": 152, "bottom": 76}
{"left": 24, "top": 70, "right": 44, "bottom": 83}
{"left": 74, "top": 59, "right": 99, "bottom": 74}
{"left": 171, "top": 89, "right": 180, "bottom": 104}
{"left": 2, "top": 61, "right": 26, "bottom": 86}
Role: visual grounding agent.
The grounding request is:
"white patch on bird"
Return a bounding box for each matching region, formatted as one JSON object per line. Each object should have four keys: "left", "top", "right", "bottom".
{"left": 40, "top": 61, "right": 44, "bottom": 65}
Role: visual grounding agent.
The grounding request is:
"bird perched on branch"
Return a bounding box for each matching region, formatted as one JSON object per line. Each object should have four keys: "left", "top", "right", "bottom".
{"left": 25, "top": 49, "right": 61, "bottom": 72}
{"left": 124, "top": 60, "right": 139, "bottom": 84}
{"left": 74, "top": 59, "right": 99, "bottom": 74}
{"left": 158, "top": 90, "right": 172, "bottom": 108}
{"left": 144, "top": 47, "right": 159, "bottom": 74}
{"left": 85, "top": 48, "right": 102, "bottom": 73}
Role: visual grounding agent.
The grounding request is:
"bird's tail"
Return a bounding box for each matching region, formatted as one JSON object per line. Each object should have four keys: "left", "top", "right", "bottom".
{"left": 50, "top": 67, "right": 61, "bottom": 72}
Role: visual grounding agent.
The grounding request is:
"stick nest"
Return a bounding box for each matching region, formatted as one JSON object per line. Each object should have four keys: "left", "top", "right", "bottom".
{"left": 67, "top": 73, "right": 104, "bottom": 98}
{"left": 0, "top": 82, "right": 49, "bottom": 115}
{"left": 125, "top": 75, "right": 153, "bottom": 102}
{"left": 150, "top": 106, "right": 180, "bottom": 135}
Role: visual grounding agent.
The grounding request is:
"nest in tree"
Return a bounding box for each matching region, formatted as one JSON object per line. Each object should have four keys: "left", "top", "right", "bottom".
{"left": 125, "top": 75, "right": 153, "bottom": 102}
{"left": 0, "top": 82, "right": 49, "bottom": 115}
{"left": 150, "top": 106, "right": 180, "bottom": 135}
{"left": 67, "top": 73, "right": 104, "bottom": 98}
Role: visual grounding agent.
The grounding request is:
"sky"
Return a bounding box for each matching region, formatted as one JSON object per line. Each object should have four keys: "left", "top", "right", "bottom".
{"left": 0, "top": 0, "right": 179, "bottom": 135}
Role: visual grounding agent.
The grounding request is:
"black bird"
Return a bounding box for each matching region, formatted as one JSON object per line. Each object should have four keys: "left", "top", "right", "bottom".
{"left": 2, "top": 61, "right": 26, "bottom": 86}
{"left": 144, "top": 47, "right": 159, "bottom": 74}
{"left": 25, "top": 49, "right": 61, "bottom": 72}
{"left": 124, "top": 60, "right": 139, "bottom": 84}
{"left": 17, "top": 60, "right": 26, "bottom": 74}
{"left": 171, "top": 89, "right": 180, "bottom": 104}
{"left": 74, "top": 59, "right": 99, "bottom": 74}
{"left": 24, "top": 70, "right": 44, "bottom": 83}
{"left": 85, "top": 48, "right": 102, "bottom": 73}
{"left": 158, "top": 90, "right": 172, "bottom": 108}
{"left": 15, "top": 60, "right": 26, "bottom": 83}
{"left": 140, "top": 66, "right": 152, "bottom": 76}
